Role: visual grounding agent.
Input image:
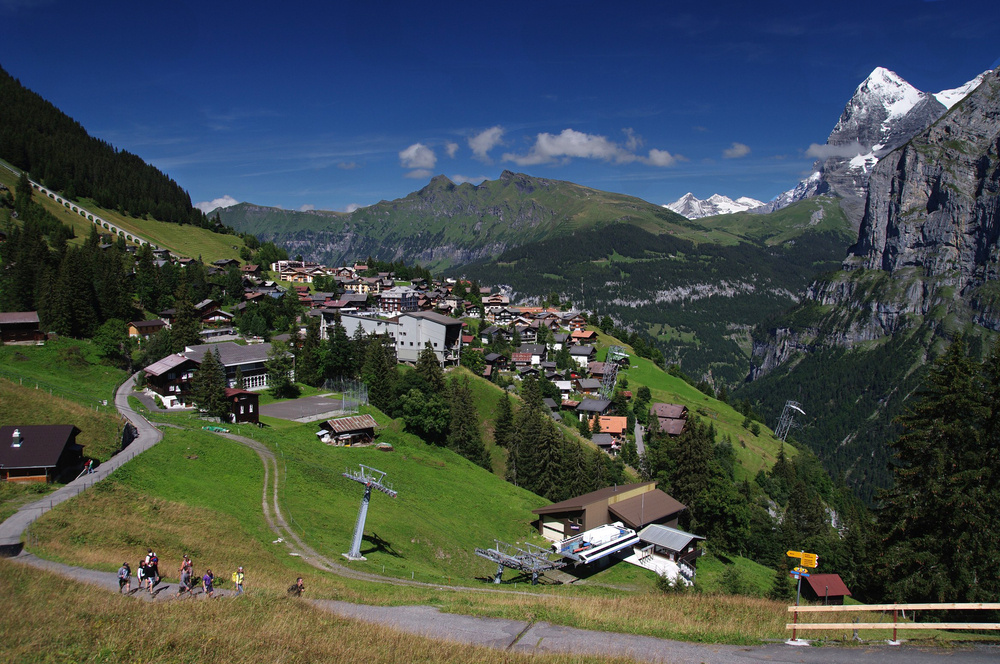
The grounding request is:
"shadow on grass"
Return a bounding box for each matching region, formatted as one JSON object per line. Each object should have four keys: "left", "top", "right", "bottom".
{"left": 361, "top": 532, "right": 402, "bottom": 558}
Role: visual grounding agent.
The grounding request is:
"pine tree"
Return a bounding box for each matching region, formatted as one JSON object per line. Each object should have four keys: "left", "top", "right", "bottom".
{"left": 170, "top": 283, "right": 201, "bottom": 352}
{"left": 191, "top": 347, "right": 228, "bottom": 418}
{"left": 493, "top": 392, "right": 514, "bottom": 448}
{"left": 266, "top": 340, "right": 298, "bottom": 398}
{"left": 415, "top": 342, "right": 445, "bottom": 393}
{"left": 876, "top": 337, "right": 999, "bottom": 602}
{"left": 446, "top": 375, "right": 489, "bottom": 468}
{"left": 296, "top": 316, "right": 323, "bottom": 387}
{"left": 326, "top": 312, "right": 353, "bottom": 379}
{"left": 361, "top": 335, "right": 397, "bottom": 414}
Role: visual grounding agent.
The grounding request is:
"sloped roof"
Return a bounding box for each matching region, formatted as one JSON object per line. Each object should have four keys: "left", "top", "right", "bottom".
{"left": 570, "top": 345, "right": 596, "bottom": 356}
{"left": 0, "top": 311, "right": 39, "bottom": 325}
{"left": 609, "top": 490, "right": 687, "bottom": 529}
{"left": 0, "top": 425, "right": 81, "bottom": 470}
{"left": 591, "top": 433, "right": 615, "bottom": 447}
{"left": 804, "top": 574, "right": 852, "bottom": 598}
{"left": 533, "top": 482, "right": 655, "bottom": 515}
{"left": 183, "top": 342, "right": 277, "bottom": 366}
{"left": 576, "top": 398, "right": 611, "bottom": 413}
{"left": 144, "top": 353, "right": 195, "bottom": 377}
{"left": 321, "top": 414, "right": 379, "bottom": 434}
{"left": 637, "top": 524, "right": 704, "bottom": 552}
{"left": 651, "top": 403, "right": 687, "bottom": 419}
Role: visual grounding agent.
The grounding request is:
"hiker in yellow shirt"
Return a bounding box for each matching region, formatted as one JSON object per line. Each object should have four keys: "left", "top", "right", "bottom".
{"left": 232, "top": 566, "right": 244, "bottom": 596}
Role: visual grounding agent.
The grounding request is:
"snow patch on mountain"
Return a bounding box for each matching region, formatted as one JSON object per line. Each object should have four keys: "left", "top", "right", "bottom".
{"left": 934, "top": 71, "right": 990, "bottom": 109}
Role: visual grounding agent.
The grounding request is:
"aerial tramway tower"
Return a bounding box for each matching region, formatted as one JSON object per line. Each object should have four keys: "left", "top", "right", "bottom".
{"left": 342, "top": 464, "right": 397, "bottom": 561}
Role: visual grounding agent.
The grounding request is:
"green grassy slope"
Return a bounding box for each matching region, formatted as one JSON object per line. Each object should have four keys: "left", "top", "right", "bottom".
{"left": 0, "top": 163, "right": 245, "bottom": 263}
{"left": 698, "top": 196, "right": 854, "bottom": 246}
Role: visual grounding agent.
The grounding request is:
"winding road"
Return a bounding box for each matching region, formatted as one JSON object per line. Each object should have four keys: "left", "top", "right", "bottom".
{"left": 3, "top": 377, "right": 999, "bottom": 662}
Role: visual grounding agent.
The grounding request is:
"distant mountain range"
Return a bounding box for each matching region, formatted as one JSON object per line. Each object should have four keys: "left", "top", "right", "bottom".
{"left": 215, "top": 170, "right": 708, "bottom": 271}
{"left": 664, "top": 193, "right": 764, "bottom": 219}
{"left": 666, "top": 67, "right": 990, "bottom": 225}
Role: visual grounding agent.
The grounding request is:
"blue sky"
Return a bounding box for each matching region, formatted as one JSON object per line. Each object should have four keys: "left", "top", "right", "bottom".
{"left": 2, "top": 0, "right": 998, "bottom": 214}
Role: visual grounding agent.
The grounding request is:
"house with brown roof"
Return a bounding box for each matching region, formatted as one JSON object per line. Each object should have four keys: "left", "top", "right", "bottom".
{"left": 650, "top": 403, "right": 688, "bottom": 436}
{"left": 128, "top": 319, "right": 167, "bottom": 342}
{"left": 0, "top": 311, "right": 44, "bottom": 344}
{"left": 0, "top": 425, "right": 83, "bottom": 483}
{"left": 532, "top": 482, "right": 686, "bottom": 542}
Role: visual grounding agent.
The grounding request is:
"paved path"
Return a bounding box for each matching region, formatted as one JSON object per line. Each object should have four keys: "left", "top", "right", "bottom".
{"left": 0, "top": 372, "right": 163, "bottom": 555}
{"left": 635, "top": 423, "right": 645, "bottom": 457}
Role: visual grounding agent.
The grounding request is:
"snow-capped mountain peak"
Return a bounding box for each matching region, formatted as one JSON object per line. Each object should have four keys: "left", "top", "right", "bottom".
{"left": 665, "top": 193, "right": 764, "bottom": 219}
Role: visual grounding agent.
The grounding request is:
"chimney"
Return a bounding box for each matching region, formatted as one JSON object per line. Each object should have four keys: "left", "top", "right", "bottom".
{"left": 12, "top": 428, "right": 22, "bottom": 447}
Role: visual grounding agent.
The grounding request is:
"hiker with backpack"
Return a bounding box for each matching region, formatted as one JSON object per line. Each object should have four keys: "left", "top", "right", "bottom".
{"left": 232, "top": 566, "right": 244, "bottom": 596}
{"left": 144, "top": 548, "right": 160, "bottom": 587}
{"left": 117, "top": 562, "right": 131, "bottom": 594}
{"left": 287, "top": 577, "right": 305, "bottom": 597}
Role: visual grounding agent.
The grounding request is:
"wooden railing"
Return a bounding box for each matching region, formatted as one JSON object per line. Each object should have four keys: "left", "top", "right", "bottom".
{"left": 788, "top": 603, "right": 1000, "bottom": 643}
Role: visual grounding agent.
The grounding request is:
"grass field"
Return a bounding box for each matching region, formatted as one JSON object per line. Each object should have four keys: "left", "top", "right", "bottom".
{"left": 0, "top": 337, "right": 125, "bottom": 411}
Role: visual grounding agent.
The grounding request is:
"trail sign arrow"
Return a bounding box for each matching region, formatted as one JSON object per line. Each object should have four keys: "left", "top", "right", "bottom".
{"left": 800, "top": 553, "right": 819, "bottom": 568}
{"left": 786, "top": 550, "right": 804, "bottom": 558}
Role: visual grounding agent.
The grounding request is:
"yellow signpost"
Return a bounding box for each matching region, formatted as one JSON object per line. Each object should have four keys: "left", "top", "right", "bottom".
{"left": 800, "top": 553, "right": 818, "bottom": 568}
{"left": 787, "top": 548, "right": 820, "bottom": 640}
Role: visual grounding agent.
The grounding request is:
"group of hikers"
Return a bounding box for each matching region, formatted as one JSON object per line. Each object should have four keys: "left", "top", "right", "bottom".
{"left": 115, "top": 548, "right": 305, "bottom": 598}
{"left": 116, "top": 548, "right": 246, "bottom": 598}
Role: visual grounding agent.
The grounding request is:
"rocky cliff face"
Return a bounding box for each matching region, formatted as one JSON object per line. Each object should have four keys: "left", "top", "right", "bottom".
{"left": 847, "top": 69, "right": 1000, "bottom": 291}
{"left": 750, "top": 66, "right": 1000, "bottom": 381}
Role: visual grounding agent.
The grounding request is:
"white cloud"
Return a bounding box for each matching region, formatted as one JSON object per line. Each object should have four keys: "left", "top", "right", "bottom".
{"left": 723, "top": 142, "right": 751, "bottom": 159}
{"left": 338, "top": 161, "right": 359, "bottom": 170}
{"left": 469, "top": 126, "right": 505, "bottom": 161}
{"left": 195, "top": 195, "right": 239, "bottom": 213}
{"left": 451, "top": 174, "right": 489, "bottom": 185}
{"left": 299, "top": 204, "right": 315, "bottom": 212}
{"left": 404, "top": 168, "right": 434, "bottom": 179}
{"left": 805, "top": 141, "right": 868, "bottom": 159}
{"left": 399, "top": 143, "right": 436, "bottom": 169}
{"left": 502, "top": 128, "right": 678, "bottom": 168}
{"left": 344, "top": 203, "right": 363, "bottom": 213}
{"left": 445, "top": 142, "right": 459, "bottom": 158}
{"left": 642, "top": 149, "right": 678, "bottom": 167}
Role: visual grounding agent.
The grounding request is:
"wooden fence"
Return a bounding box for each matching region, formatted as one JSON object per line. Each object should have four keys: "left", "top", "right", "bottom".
{"left": 788, "top": 603, "right": 1000, "bottom": 642}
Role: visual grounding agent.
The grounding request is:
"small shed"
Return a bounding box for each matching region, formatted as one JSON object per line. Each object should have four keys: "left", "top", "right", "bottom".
{"left": 802, "top": 573, "right": 852, "bottom": 605}
{"left": 0, "top": 311, "right": 44, "bottom": 344}
{"left": 225, "top": 388, "right": 259, "bottom": 424}
{"left": 317, "top": 414, "right": 379, "bottom": 446}
{"left": 0, "top": 425, "right": 83, "bottom": 483}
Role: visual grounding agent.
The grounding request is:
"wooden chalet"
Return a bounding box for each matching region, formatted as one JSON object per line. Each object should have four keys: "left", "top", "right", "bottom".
{"left": 128, "top": 319, "right": 167, "bottom": 341}
{"left": 0, "top": 311, "right": 44, "bottom": 344}
{"left": 0, "top": 425, "right": 83, "bottom": 483}
{"left": 316, "top": 414, "right": 379, "bottom": 446}
{"left": 225, "top": 388, "right": 259, "bottom": 424}
{"left": 650, "top": 403, "right": 688, "bottom": 436}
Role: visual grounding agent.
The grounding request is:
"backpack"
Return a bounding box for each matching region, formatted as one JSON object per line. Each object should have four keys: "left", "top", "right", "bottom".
{"left": 150, "top": 553, "right": 158, "bottom": 565}
{"left": 232, "top": 571, "right": 239, "bottom": 583}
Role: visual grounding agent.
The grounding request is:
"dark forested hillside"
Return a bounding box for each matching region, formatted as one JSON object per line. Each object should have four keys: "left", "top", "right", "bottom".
{"left": 457, "top": 222, "right": 851, "bottom": 386}
{"left": 0, "top": 65, "right": 206, "bottom": 227}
